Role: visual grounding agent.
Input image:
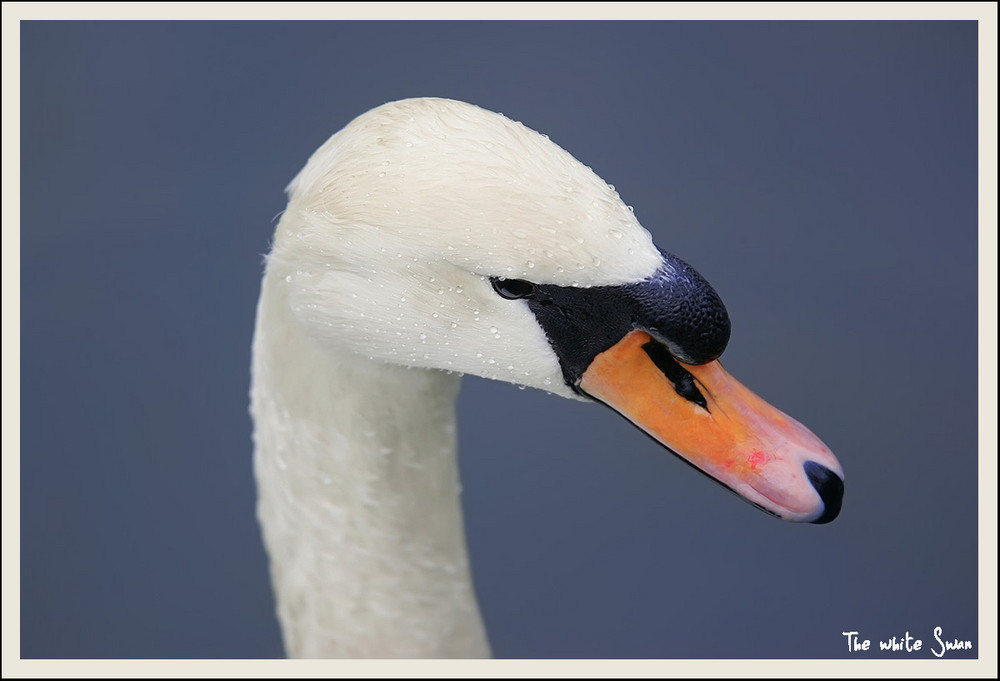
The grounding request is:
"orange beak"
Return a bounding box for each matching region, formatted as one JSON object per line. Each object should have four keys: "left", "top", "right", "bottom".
{"left": 579, "top": 330, "right": 844, "bottom": 522}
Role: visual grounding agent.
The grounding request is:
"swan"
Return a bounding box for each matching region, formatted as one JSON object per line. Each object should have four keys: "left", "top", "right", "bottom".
{"left": 250, "top": 97, "right": 844, "bottom": 658}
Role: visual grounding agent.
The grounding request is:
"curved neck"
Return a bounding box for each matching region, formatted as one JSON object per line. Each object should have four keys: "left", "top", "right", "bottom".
{"left": 251, "top": 272, "right": 490, "bottom": 658}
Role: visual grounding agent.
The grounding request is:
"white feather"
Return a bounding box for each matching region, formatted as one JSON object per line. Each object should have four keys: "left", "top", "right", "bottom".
{"left": 251, "top": 98, "right": 665, "bottom": 657}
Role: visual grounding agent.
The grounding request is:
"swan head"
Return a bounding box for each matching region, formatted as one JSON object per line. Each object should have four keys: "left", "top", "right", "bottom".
{"left": 267, "top": 97, "right": 843, "bottom": 524}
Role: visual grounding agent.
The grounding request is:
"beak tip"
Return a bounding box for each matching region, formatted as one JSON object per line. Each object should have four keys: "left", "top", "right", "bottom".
{"left": 804, "top": 461, "right": 844, "bottom": 524}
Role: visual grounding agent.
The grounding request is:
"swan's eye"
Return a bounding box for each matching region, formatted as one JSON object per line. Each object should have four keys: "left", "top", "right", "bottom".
{"left": 491, "top": 278, "right": 536, "bottom": 300}
{"left": 641, "top": 340, "right": 709, "bottom": 411}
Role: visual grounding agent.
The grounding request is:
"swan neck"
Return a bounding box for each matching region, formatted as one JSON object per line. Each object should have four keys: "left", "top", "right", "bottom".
{"left": 251, "top": 271, "right": 490, "bottom": 658}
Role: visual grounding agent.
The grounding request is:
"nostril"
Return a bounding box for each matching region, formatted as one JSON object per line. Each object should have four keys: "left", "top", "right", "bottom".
{"left": 804, "top": 461, "right": 844, "bottom": 524}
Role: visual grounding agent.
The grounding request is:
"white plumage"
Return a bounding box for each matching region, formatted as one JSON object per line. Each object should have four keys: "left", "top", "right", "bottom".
{"left": 250, "top": 97, "right": 841, "bottom": 658}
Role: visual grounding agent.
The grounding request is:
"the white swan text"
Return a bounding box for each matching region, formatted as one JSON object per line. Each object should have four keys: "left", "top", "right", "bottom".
{"left": 842, "top": 628, "right": 973, "bottom": 657}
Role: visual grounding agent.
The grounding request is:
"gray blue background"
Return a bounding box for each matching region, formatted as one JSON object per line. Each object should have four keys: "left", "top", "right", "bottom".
{"left": 20, "top": 21, "right": 980, "bottom": 659}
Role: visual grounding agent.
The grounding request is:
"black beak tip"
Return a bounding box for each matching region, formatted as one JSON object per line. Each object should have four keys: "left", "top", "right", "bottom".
{"left": 804, "top": 461, "right": 844, "bottom": 524}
